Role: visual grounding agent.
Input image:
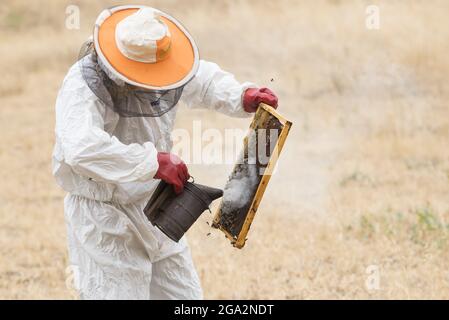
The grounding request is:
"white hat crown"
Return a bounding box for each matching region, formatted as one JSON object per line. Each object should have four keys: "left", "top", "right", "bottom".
{"left": 115, "top": 8, "right": 171, "bottom": 63}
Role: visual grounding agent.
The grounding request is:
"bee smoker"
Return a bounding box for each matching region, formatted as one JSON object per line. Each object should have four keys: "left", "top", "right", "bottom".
{"left": 143, "top": 180, "right": 223, "bottom": 242}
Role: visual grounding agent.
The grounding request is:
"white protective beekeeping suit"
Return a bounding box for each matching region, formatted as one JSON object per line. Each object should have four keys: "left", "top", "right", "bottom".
{"left": 52, "top": 54, "right": 255, "bottom": 299}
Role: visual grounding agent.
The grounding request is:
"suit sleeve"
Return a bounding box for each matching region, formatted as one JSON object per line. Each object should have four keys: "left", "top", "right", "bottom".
{"left": 180, "top": 60, "right": 257, "bottom": 118}
{"left": 55, "top": 64, "right": 159, "bottom": 184}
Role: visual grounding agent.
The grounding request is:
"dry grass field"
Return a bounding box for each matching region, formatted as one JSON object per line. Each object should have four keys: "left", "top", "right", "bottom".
{"left": 1, "top": 0, "right": 449, "bottom": 299}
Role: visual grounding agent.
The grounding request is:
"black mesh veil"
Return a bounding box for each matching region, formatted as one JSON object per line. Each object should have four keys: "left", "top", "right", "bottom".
{"left": 78, "top": 39, "right": 184, "bottom": 118}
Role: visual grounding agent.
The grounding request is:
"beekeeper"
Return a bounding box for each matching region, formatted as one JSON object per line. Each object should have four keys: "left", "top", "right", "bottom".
{"left": 52, "top": 5, "right": 278, "bottom": 300}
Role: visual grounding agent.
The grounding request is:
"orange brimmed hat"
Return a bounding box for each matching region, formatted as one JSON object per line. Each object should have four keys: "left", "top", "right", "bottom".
{"left": 93, "top": 5, "right": 199, "bottom": 90}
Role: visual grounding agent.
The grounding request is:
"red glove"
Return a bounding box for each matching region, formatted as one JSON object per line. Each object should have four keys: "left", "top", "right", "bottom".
{"left": 154, "top": 152, "right": 189, "bottom": 194}
{"left": 243, "top": 87, "right": 278, "bottom": 113}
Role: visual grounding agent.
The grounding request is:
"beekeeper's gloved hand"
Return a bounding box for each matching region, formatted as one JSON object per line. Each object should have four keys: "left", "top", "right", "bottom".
{"left": 154, "top": 152, "right": 189, "bottom": 194}
{"left": 243, "top": 87, "right": 278, "bottom": 113}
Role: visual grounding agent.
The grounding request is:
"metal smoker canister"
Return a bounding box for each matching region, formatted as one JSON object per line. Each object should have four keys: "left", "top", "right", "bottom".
{"left": 144, "top": 180, "right": 223, "bottom": 242}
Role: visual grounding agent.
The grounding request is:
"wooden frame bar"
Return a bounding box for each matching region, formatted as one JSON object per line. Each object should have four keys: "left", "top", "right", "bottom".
{"left": 212, "top": 103, "right": 292, "bottom": 248}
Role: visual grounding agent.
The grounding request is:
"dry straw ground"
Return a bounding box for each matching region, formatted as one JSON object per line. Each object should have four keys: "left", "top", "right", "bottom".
{"left": 0, "top": 0, "right": 448, "bottom": 299}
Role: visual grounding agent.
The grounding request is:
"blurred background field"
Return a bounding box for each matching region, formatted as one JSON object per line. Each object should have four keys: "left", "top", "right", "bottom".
{"left": 0, "top": 0, "right": 449, "bottom": 299}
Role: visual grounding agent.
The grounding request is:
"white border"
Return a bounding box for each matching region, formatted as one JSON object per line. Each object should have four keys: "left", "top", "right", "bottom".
{"left": 93, "top": 5, "right": 200, "bottom": 91}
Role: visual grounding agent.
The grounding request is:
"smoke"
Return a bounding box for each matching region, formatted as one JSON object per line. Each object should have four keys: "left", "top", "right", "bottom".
{"left": 222, "top": 164, "right": 258, "bottom": 211}
{"left": 221, "top": 131, "right": 260, "bottom": 214}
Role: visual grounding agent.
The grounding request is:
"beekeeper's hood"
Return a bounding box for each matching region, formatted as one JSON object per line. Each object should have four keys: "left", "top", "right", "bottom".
{"left": 79, "top": 5, "right": 200, "bottom": 117}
